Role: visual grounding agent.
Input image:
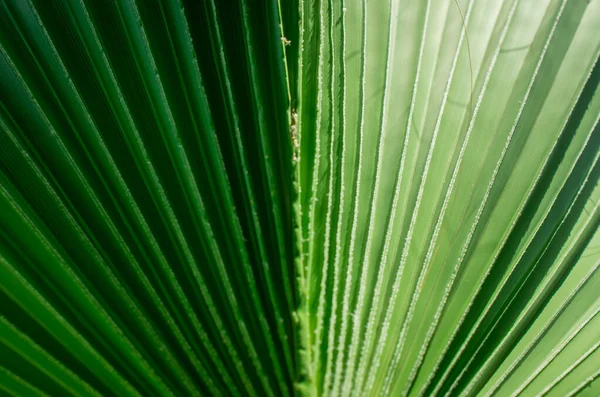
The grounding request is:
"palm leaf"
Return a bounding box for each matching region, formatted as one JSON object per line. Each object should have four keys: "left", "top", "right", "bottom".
{"left": 0, "top": 0, "right": 599, "bottom": 396}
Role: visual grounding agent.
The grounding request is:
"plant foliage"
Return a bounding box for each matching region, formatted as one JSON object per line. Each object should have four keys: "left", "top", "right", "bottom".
{"left": 0, "top": 0, "right": 599, "bottom": 396}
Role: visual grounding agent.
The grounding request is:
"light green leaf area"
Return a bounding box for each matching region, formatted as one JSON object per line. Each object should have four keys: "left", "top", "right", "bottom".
{"left": 297, "top": 0, "right": 600, "bottom": 395}
{"left": 1, "top": 0, "right": 600, "bottom": 396}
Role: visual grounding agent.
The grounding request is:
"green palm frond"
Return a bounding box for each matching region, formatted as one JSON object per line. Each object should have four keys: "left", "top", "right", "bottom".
{"left": 1, "top": 0, "right": 599, "bottom": 396}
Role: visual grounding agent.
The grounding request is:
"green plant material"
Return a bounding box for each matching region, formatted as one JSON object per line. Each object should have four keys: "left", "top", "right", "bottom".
{"left": 295, "top": 0, "right": 600, "bottom": 395}
{"left": 0, "top": 0, "right": 599, "bottom": 396}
